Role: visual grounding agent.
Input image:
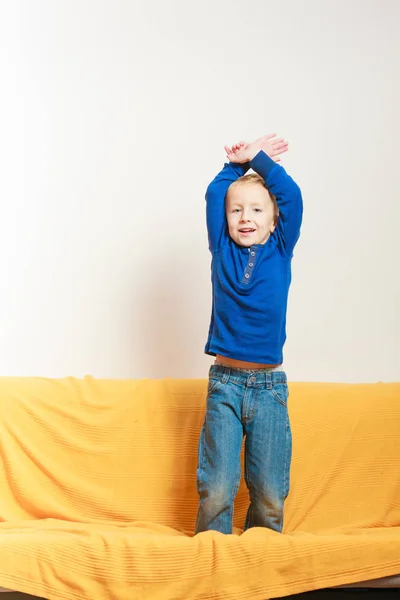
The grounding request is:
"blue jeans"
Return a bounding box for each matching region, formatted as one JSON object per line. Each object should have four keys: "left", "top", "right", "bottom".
{"left": 195, "top": 364, "right": 292, "bottom": 534}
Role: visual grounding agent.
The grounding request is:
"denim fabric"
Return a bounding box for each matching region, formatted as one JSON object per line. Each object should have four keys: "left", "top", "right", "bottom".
{"left": 195, "top": 364, "right": 292, "bottom": 534}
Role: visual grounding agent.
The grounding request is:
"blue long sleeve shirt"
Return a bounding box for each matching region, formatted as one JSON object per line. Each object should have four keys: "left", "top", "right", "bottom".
{"left": 204, "top": 150, "right": 303, "bottom": 364}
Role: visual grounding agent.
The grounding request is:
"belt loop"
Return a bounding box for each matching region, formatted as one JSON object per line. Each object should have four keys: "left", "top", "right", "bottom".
{"left": 221, "top": 369, "right": 230, "bottom": 384}
{"left": 266, "top": 372, "right": 272, "bottom": 390}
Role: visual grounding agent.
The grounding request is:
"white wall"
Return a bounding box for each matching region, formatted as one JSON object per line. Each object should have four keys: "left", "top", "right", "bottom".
{"left": 0, "top": 0, "right": 399, "bottom": 382}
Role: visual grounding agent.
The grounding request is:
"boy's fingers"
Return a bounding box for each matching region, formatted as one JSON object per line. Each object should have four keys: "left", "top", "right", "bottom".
{"left": 274, "top": 146, "right": 289, "bottom": 156}
{"left": 273, "top": 141, "right": 289, "bottom": 149}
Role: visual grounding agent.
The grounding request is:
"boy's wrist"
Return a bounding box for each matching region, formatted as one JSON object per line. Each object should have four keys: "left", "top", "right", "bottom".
{"left": 229, "top": 160, "right": 250, "bottom": 174}
{"left": 249, "top": 150, "right": 278, "bottom": 179}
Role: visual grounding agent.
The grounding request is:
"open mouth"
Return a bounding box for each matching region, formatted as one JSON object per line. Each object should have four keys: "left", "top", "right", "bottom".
{"left": 239, "top": 228, "right": 256, "bottom": 236}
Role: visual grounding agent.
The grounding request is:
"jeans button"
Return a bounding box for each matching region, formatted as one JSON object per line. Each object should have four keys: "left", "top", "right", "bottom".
{"left": 250, "top": 376, "right": 256, "bottom": 383}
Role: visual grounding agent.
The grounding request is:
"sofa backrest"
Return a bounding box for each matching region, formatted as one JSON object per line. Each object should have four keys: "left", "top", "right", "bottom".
{"left": 0, "top": 376, "right": 399, "bottom": 533}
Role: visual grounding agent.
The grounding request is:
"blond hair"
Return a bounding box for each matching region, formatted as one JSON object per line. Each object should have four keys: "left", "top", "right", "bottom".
{"left": 227, "top": 174, "right": 279, "bottom": 225}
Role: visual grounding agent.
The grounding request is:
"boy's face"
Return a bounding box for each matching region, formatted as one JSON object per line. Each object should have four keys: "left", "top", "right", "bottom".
{"left": 226, "top": 184, "right": 276, "bottom": 247}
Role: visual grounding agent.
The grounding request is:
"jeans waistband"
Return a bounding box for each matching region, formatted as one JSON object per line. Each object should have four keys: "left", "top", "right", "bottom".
{"left": 215, "top": 360, "right": 283, "bottom": 373}
{"left": 209, "top": 364, "right": 287, "bottom": 387}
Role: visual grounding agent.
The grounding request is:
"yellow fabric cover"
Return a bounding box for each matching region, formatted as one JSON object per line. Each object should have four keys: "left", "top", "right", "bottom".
{"left": 0, "top": 376, "right": 399, "bottom": 600}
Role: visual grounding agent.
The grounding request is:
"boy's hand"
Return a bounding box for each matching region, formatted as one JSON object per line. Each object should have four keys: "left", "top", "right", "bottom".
{"left": 224, "top": 140, "right": 248, "bottom": 161}
{"left": 224, "top": 134, "right": 288, "bottom": 164}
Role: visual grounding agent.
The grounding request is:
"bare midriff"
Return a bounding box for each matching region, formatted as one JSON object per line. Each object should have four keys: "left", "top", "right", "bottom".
{"left": 215, "top": 354, "right": 281, "bottom": 370}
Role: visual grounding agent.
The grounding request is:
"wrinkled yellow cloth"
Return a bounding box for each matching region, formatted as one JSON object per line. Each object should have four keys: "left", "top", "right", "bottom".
{"left": 0, "top": 376, "right": 399, "bottom": 599}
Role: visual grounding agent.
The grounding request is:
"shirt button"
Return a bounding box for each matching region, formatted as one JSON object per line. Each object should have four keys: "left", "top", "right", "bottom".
{"left": 249, "top": 262, "right": 254, "bottom": 267}
{"left": 244, "top": 273, "right": 250, "bottom": 279}
{"left": 251, "top": 252, "right": 255, "bottom": 256}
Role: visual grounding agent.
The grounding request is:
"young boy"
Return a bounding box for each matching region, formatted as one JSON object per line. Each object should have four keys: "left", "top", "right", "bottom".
{"left": 195, "top": 133, "right": 303, "bottom": 535}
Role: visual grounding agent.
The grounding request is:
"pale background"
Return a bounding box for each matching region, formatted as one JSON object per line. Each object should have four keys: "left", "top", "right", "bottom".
{"left": 0, "top": 0, "right": 399, "bottom": 382}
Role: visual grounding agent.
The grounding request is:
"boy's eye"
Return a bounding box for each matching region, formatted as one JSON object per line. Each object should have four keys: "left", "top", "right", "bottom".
{"left": 254, "top": 208, "right": 262, "bottom": 212}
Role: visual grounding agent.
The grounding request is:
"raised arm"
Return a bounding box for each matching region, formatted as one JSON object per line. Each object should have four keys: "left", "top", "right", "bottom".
{"left": 206, "top": 136, "right": 291, "bottom": 252}
{"left": 228, "top": 134, "right": 303, "bottom": 256}
{"left": 250, "top": 151, "right": 303, "bottom": 256}
{"left": 206, "top": 161, "right": 250, "bottom": 252}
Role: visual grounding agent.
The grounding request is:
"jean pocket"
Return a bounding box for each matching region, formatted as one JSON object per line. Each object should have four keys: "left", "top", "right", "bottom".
{"left": 271, "top": 382, "right": 289, "bottom": 407}
{"left": 207, "top": 376, "right": 223, "bottom": 395}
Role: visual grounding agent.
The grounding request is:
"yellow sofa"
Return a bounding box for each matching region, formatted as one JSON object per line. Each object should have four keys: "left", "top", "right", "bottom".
{"left": 0, "top": 376, "right": 399, "bottom": 600}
